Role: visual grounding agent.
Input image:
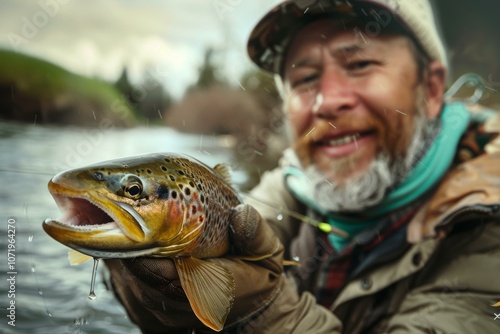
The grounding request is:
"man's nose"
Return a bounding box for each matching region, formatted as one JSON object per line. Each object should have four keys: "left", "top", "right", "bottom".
{"left": 312, "top": 68, "right": 357, "bottom": 117}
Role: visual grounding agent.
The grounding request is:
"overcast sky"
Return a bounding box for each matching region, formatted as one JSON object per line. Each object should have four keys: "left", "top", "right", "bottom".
{"left": 0, "top": 0, "right": 282, "bottom": 97}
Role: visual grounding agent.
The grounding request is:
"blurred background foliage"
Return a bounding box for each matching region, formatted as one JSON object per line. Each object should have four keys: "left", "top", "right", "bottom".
{"left": 1, "top": 1, "right": 498, "bottom": 125}
{"left": 435, "top": 0, "right": 500, "bottom": 105}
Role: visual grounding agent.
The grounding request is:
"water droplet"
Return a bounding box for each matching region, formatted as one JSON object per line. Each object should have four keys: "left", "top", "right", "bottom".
{"left": 276, "top": 213, "right": 284, "bottom": 221}
{"left": 38, "top": 290, "right": 43, "bottom": 296}
{"left": 28, "top": 235, "right": 33, "bottom": 242}
{"left": 31, "top": 265, "right": 36, "bottom": 273}
{"left": 88, "top": 258, "right": 100, "bottom": 300}
{"left": 47, "top": 312, "right": 53, "bottom": 317}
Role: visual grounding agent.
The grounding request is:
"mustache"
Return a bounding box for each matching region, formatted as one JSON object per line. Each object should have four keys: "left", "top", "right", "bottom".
{"left": 293, "top": 117, "right": 386, "bottom": 166}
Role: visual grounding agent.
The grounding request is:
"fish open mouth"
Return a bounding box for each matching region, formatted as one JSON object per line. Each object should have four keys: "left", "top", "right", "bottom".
{"left": 46, "top": 194, "right": 119, "bottom": 231}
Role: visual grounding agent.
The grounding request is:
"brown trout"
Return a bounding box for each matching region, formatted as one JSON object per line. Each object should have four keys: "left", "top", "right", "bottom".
{"left": 43, "top": 153, "right": 247, "bottom": 331}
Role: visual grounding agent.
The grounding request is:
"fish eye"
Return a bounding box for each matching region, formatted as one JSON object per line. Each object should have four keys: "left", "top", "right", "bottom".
{"left": 124, "top": 181, "right": 143, "bottom": 199}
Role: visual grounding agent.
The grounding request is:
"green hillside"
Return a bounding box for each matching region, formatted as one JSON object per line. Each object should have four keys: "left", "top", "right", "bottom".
{"left": 0, "top": 49, "right": 136, "bottom": 127}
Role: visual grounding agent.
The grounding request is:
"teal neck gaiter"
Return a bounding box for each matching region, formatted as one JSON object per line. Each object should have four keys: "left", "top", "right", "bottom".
{"left": 284, "top": 102, "right": 471, "bottom": 251}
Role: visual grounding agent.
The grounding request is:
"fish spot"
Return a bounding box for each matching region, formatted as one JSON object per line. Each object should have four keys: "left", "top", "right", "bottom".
{"left": 178, "top": 183, "right": 184, "bottom": 189}
{"left": 161, "top": 166, "right": 168, "bottom": 172}
{"left": 171, "top": 190, "right": 177, "bottom": 199}
{"left": 164, "top": 158, "right": 171, "bottom": 163}
{"left": 199, "top": 216, "right": 204, "bottom": 223}
{"left": 200, "top": 194, "right": 205, "bottom": 203}
{"left": 157, "top": 185, "right": 169, "bottom": 200}
{"left": 146, "top": 169, "right": 152, "bottom": 174}
{"left": 184, "top": 188, "right": 191, "bottom": 196}
{"left": 169, "top": 175, "right": 176, "bottom": 182}
{"left": 189, "top": 181, "right": 195, "bottom": 188}
{"left": 177, "top": 170, "right": 185, "bottom": 176}
{"left": 192, "top": 205, "right": 197, "bottom": 214}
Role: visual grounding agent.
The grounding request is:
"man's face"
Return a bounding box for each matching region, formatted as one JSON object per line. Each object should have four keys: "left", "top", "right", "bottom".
{"left": 283, "top": 19, "right": 439, "bottom": 185}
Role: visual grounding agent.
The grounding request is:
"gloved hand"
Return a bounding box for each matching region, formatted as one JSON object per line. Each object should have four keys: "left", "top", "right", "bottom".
{"left": 103, "top": 204, "right": 285, "bottom": 333}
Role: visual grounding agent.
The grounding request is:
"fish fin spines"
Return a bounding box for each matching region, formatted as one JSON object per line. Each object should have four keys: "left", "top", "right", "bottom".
{"left": 213, "top": 164, "right": 232, "bottom": 184}
{"left": 174, "top": 257, "right": 234, "bottom": 331}
{"left": 68, "top": 249, "right": 92, "bottom": 265}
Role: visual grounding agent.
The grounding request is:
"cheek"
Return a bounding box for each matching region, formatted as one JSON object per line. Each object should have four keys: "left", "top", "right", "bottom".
{"left": 356, "top": 78, "right": 420, "bottom": 155}
{"left": 379, "top": 95, "right": 417, "bottom": 157}
{"left": 284, "top": 92, "right": 314, "bottom": 138}
{"left": 397, "top": 112, "right": 416, "bottom": 151}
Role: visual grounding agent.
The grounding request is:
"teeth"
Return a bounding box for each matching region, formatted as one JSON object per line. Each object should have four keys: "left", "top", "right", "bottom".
{"left": 328, "top": 133, "right": 361, "bottom": 146}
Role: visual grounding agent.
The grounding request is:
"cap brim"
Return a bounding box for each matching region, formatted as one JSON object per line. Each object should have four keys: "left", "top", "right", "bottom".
{"left": 247, "top": 0, "right": 401, "bottom": 73}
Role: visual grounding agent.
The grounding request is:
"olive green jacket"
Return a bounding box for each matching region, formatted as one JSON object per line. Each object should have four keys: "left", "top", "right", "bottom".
{"left": 244, "top": 112, "right": 500, "bottom": 333}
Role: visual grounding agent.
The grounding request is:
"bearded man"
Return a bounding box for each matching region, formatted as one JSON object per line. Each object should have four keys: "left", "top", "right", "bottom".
{"left": 104, "top": 1, "right": 500, "bottom": 333}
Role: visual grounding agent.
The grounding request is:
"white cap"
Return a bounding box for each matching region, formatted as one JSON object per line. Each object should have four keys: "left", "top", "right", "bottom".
{"left": 247, "top": 0, "right": 447, "bottom": 74}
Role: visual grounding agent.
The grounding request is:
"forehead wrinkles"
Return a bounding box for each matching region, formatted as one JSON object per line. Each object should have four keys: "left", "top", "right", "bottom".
{"left": 284, "top": 18, "right": 414, "bottom": 68}
{"left": 285, "top": 20, "right": 363, "bottom": 62}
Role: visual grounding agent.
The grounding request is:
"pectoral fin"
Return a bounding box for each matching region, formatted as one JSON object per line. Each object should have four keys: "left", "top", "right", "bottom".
{"left": 68, "top": 249, "right": 92, "bottom": 265}
{"left": 174, "top": 257, "right": 234, "bottom": 332}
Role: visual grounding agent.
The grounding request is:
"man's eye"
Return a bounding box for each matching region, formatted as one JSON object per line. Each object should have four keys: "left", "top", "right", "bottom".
{"left": 348, "top": 60, "right": 375, "bottom": 72}
{"left": 292, "top": 74, "right": 318, "bottom": 88}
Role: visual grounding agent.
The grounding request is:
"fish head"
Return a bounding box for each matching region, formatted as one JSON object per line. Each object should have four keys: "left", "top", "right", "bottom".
{"left": 43, "top": 153, "right": 207, "bottom": 258}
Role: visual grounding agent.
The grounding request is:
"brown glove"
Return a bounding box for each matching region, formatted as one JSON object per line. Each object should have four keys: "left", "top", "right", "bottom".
{"left": 103, "top": 204, "right": 284, "bottom": 333}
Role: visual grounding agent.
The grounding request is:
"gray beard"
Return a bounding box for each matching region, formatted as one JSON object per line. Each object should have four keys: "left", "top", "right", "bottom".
{"left": 303, "top": 108, "right": 437, "bottom": 213}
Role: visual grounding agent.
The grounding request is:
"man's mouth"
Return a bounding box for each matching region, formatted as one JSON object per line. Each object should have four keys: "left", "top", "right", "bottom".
{"left": 312, "top": 130, "right": 376, "bottom": 157}
{"left": 314, "top": 130, "right": 375, "bottom": 146}
{"left": 324, "top": 133, "right": 361, "bottom": 146}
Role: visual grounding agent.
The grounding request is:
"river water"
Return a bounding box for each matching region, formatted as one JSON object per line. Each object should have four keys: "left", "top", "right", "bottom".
{"left": 0, "top": 121, "right": 245, "bottom": 334}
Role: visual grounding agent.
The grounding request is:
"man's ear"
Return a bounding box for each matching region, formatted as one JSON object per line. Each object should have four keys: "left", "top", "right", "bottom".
{"left": 424, "top": 61, "right": 446, "bottom": 119}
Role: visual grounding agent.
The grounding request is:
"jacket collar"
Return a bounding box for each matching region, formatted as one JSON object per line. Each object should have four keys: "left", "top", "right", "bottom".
{"left": 408, "top": 107, "right": 500, "bottom": 243}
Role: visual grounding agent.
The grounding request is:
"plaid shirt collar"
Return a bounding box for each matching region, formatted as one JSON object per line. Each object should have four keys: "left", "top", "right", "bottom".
{"left": 313, "top": 200, "right": 423, "bottom": 307}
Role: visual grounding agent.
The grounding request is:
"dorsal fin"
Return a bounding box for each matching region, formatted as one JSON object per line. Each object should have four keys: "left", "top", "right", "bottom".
{"left": 213, "top": 164, "right": 232, "bottom": 184}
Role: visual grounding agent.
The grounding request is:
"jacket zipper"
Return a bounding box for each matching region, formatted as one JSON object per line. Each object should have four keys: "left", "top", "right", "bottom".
{"left": 438, "top": 204, "right": 500, "bottom": 226}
